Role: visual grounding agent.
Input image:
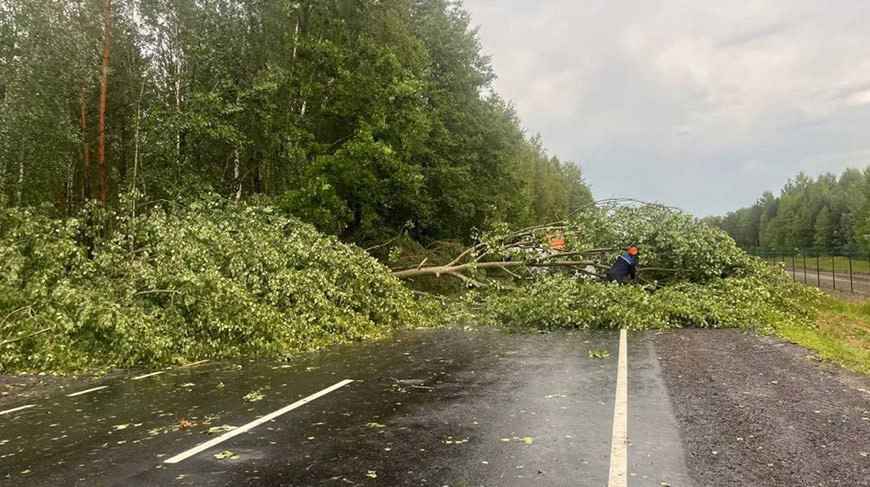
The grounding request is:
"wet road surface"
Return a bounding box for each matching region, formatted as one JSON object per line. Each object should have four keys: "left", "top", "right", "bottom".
{"left": 1, "top": 327, "right": 865, "bottom": 486}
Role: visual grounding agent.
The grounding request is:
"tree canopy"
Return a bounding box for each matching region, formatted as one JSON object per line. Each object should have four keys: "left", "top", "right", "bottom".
{"left": 0, "top": 0, "right": 593, "bottom": 244}
{"left": 706, "top": 168, "right": 870, "bottom": 254}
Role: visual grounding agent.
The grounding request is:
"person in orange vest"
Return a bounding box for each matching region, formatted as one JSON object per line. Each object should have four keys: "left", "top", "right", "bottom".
{"left": 607, "top": 245, "right": 639, "bottom": 283}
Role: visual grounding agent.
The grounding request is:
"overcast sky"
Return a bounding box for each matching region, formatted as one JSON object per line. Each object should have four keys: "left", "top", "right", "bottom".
{"left": 462, "top": 0, "right": 870, "bottom": 216}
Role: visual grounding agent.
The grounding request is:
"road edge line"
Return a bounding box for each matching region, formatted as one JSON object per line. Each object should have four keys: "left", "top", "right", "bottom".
{"left": 608, "top": 328, "right": 628, "bottom": 487}
{"left": 0, "top": 404, "right": 36, "bottom": 416}
{"left": 163, "top": 379, "right": 354, "bottom": 464}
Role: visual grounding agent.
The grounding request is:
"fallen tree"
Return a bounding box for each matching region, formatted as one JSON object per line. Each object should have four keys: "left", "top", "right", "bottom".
{"left": 391, "top": 200, "right": 701, "bottom": 285}
{"left": 393, "top": 200, "right": 824, "bottom": 332}
{"left": 0, "top": 197, "right": 824, "bottom": 373}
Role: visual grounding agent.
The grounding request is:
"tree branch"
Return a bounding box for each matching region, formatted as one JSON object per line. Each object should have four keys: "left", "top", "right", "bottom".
{"left": 1, "top": 327, "right": 52, "bottom": 347}
{"left": 446, "top": 272, "right": 486, "bottom": 288}
{"left": 497, "top": 265, "right": 524, "bottom": 280}
{"left": 393, "top": 260, "right": 597, "bottom": 279}
{"left": 0, "top": 304, "right": 35, "bottom": 330}
{"left": 364, "top": 236, "right": 400, "bottom": 253}
{"left": 133, "top": 289, "right": 182, "bottom": 297}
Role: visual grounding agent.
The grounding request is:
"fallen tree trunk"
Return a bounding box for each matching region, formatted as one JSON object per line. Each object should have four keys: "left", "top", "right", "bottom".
{"left": 392, "top": 260, "right": 598, "bottom": 279}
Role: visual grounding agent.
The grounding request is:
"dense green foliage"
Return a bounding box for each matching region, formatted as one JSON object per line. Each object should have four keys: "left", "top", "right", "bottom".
{"left": 479, "top": 205, "right": 823, "bottom": 332}
{"left": 0, "top": 199, "right": 825, "bottom": 372}
{"left": 0, "top": 0, "right": 592, "bottom": 243}
{"left": 706, "top": 168, "right": 870, "bottom": 253}
{"left": 569, "top": 205, "right": 751, "bottom": 281}
{"left": 0, "top": 197, "right": 434, "bottom": 372}
{"left": 482, "top": 275, "right": 818, "bottom": 332}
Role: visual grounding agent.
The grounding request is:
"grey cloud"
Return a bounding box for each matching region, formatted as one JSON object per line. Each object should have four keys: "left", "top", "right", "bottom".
{"left": 715, "top": 23, "right": 790, "bottom": 49}
{"left": 463, "top": 0, "right": 870, "bottom": 216}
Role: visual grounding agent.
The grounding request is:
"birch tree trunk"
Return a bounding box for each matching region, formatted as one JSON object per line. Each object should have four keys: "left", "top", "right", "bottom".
{"left": 131, "top": 80, "right": 144, "bottom": 198}
{"left": 0, "top": 88, "right": 7, "bottom": 200}
{"left": 65, "top": 160, "right": 75, "bottom": 214}
{"left": 291, "top": 15, "right": 299, "bottom": 62}
{"left": 0, "top": 157, "right": 5, "bottom": 201}
{"left": 16, "top": 157, "right": 23, "bottom": 206}
{"left": 174, "top": 14, "right": 182, "bottom": 164}
{"left": 289, "top": 11, "right": 300, "bottom": 119}
{"left": 97, "top": 0, "right": 112, "bottom": 206}
{"left": 234, "top": 148, "right": 242, "bottom": 201}
{"left": 80, "top": 85, "right": 91, "bottom": 201}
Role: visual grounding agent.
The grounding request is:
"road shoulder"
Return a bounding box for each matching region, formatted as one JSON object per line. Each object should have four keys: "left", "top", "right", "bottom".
{"left": 654, "top": 329, "right": 870, "bottom": 487}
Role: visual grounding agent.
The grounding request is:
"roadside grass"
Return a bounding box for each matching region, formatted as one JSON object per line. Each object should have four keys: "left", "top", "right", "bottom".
{"left": 776, "top": 296, "right": 870, "bottom": 375}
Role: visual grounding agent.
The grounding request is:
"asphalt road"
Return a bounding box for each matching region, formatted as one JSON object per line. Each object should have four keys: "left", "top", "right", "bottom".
{"left": 0, "top": 328, "right": 867, "bottom": 486}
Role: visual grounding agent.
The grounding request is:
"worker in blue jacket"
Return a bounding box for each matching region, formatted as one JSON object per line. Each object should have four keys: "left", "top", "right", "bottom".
{"left": 607, "top": 245, "right": 639, "bottom": 283}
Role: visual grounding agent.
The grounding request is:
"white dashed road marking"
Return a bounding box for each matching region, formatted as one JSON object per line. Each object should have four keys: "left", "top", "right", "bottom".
{"left": 132, "top": 371, "right": 165, "bottom": 381}
{"left": 164, "top": 379, "right": 355, "bottom": 464}
{"left": 608, "top": 328, "right": 629, "bottom": 487}
{"left": 0, "top": 404, "right": 35, "bottom": 416}
{"left": 181, "top": 360, "right": 209, "bottom": 368}
{"left": 66, "top": 386, "right": 109, "bottom": 397}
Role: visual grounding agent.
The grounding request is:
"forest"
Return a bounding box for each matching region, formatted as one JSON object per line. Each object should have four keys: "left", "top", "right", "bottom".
{"left": 0, "top": 0, "right": 592, "bottom": 244}
{"left": 705, "top": 168, "right": 870, "bottom": 254}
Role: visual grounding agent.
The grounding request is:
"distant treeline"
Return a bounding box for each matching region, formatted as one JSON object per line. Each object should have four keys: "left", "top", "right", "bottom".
{"left": 0, "top": 0, "right": 592, "bottom": 243}
{"left": 705, "top": 168, "right": 870, "bottom": 254}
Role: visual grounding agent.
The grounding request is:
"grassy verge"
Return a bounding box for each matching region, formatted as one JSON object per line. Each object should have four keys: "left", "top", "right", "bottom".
{"left": 776, "top": 296, "right": 870, "bottom": 374}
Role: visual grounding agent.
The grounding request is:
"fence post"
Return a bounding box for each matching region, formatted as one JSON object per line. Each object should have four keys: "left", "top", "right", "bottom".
{"left": 792, "top": 255, "right": 796, "bottom": 281}
{"left": 849, "top": 255, "right": 854, "bottom": 293}
{"left": 803, "top": 254, "right": 808, "bottom": 284}
{"left": 832, "top": 255, "right": 836, "bottom": 290}
{"left": 817, "top": 255, "right": 821, "bottom": 288}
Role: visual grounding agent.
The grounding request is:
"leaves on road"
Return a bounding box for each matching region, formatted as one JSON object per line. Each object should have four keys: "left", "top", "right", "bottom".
{"left": 499, "top": 435, "right": 535, "bottom": 445}
{"left": 243, "top": 390, "right": 265, "bottom": 402}
{"left": 588, "top": 349, "right": 611, "bottom": 359}
{"left": 214, "top": 450, "right": 239, "bottom": 460}
{"left": 207, "top": 425, "right": 237, "bottom": 435}
{"left": 443, "top": 436, "right": 469, "bottom": 445}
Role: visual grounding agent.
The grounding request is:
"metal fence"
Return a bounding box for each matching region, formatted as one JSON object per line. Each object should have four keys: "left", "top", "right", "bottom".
{"left": 751, "top": 251, "right": 870, "bottom": 295}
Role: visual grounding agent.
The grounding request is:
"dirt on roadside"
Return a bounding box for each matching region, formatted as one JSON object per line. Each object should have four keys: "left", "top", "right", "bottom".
{"left": 654, "top": 329, "right": 870, "bottom": 487}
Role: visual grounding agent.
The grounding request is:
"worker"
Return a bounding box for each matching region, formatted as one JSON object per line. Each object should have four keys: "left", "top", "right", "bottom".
{"left": 607, "top": 245, "right": 639, "bottom": 283}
